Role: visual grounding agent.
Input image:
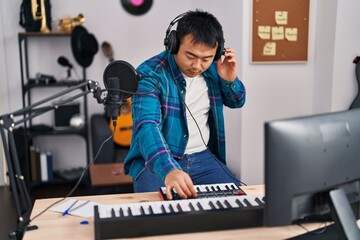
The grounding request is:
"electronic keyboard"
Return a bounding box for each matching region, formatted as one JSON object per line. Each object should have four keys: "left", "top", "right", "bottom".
{"left": 94, "top": 194, "right": 265, "bottom": 239}
{"left": 158, "top": 182, "right": 246, "bottom": 200}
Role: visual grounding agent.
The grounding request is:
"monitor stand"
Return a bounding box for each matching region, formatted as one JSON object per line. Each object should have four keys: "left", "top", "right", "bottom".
{"left": 288, "top": 188, "right": 360, "bottom": 240}
{"left": 328, "top": 188, "right": 360, "bottom": 240}
{"left": 287, "top": 224, "right": 338, "bottom": 240}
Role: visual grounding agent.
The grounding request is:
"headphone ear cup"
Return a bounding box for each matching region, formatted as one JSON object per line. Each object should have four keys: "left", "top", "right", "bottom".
{"left": 165, "top": 30, "right": 179, "bottom": 54}
{"left": 214, "top": 40, "right": 225, "bottom": 61}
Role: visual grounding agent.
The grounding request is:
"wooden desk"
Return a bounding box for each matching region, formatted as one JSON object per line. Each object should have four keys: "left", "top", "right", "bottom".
{"left": 22, "top": 185, "right": 347, "bottom": 240}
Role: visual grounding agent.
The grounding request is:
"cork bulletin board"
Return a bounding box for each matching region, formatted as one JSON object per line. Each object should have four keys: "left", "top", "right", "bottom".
{"left": 251, "top": 0, "right": 310, "bottom": 63}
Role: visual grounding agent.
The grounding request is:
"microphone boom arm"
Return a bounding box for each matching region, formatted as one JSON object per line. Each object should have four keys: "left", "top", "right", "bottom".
{"left": 0, "top": 79, "right": 102, "bottom": 239}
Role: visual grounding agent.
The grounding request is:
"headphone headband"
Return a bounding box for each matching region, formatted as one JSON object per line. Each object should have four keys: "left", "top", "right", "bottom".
{"left": 165, "top": 12, "right": 187, "bottom": 37}
{"left": 164, "top": 12, "right": 225, "bottom": 61}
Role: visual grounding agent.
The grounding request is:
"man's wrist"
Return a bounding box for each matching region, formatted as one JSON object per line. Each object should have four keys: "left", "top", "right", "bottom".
{"left": 160, "top": 165, "right": 180, "bottom": 181}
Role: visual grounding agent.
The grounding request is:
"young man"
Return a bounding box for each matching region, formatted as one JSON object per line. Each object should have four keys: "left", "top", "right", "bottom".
{"left": 124, "top": 9, "right": 246, "bottom": 200}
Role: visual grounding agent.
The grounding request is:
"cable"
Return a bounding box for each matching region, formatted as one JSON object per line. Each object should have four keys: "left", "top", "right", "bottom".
{"left": 136, "top": 74, "right": 161, "bottom": 95}
{"left": 25, "top": 74, "right": 161, "bottom": 223}
{"left": 296, "top": 221, "right": 329, "bottom": 235}
{"left": 174, "top": 79, "right": 247, "bottom": 186}
{"left": 28, "top": 133, "right": 114, "bottom": 223}
{"left": 96, "top": 73, "right": 161, "bottom": 98}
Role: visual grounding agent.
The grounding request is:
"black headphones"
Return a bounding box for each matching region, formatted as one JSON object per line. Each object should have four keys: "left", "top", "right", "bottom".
{"left": 163, "top": 13, "right": 225, "bottom": 61}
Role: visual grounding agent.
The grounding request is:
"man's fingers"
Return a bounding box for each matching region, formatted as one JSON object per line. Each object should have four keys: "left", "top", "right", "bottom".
{"left": 166, "top": 186, "right": 173, "bottom": 200}
{"left": 164, "top": 169, "right": 197, "bottom": 199}
{"left": 187, "top": 182, "right": 197, "bottom": 198}
{"left": 174, "top": 185, "right": 188, "bottom": 199}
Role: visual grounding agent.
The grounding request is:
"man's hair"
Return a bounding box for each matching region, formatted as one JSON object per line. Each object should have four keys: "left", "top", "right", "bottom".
{"left": 176, "top": 9, "right": 224, "bottom": 48}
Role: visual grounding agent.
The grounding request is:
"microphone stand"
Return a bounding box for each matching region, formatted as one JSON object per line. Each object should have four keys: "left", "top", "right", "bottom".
{"left": 0, "top": 80, "right": 102, "bottom": 239}
{"left": 66, "top": 66, "right": 72, "bottom": 79}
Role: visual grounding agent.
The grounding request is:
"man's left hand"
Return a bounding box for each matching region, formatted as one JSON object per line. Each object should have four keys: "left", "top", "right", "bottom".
{"left": 216, "top": 47, "right": 237, "bottom": 82}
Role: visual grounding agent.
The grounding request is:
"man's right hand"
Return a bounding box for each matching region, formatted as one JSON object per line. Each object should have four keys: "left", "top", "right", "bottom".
{"left": 164, "top": 169, "right": 197, "bottom": 200}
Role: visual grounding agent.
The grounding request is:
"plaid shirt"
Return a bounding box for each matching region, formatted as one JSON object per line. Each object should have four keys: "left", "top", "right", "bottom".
{"left": 124, "top": 51, "right": 246, "bottom": 181}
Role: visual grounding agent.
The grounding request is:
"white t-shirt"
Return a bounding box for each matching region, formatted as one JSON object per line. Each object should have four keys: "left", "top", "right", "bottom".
{"left": 183, "top": 74, "right": 210, "bottom": 154}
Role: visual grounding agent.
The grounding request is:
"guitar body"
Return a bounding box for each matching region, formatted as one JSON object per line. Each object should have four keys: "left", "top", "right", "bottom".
{"left": 350, "top": 56, "right": 360, "bottom": 109}
{"left": 109, "top": 98, "right": 133, "bottom": 146}
{"left": 102, "top": 41, "right": 133, "bottom": 146}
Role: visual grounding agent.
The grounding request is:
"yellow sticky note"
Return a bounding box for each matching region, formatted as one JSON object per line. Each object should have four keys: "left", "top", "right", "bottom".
{"left": 258, "top": 26, "right": 271, "bottom": 39}
{"left": 263, "top": 42, "right": 276, "bottom": 56}
{"left": 285, "top": 28, "right": 298, "bottom": 41}
{"left": 272, "top": 26, "right": 284, "bottom": 40}
{"left": 275, "top": 11, "right": 288, "bottom": 25}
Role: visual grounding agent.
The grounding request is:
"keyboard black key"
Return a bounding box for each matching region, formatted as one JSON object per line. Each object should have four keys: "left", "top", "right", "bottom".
{"left": 128, "top": 207, "right": 133, "bottom": 216}
{"left": 208, "top": 201, "right": 216, "bottom": 210}
{"left": 197, "top": 202, "right": 204, "bottom": 211}
{"left": 235, "top": 199, "right": 245, "bottom": 208}
{"left": 216, "top": 200, "right": 224, "bottom": 209}
{"left": 255, "top": 197, "right": 264, "bottom": 206}
{"left": 119, "top": 208, "right": 124, "bottom": 217}
{"left": 148, "top": 205, "right": 154, "bottom": 215}
{"left": 224, "top": 199, "right": 232, "bottom": 208}
{"left": 189, "top": 202, "right": 195, "bottom": 211}
{"left": 161, "top": 205, "right": 166, "bottom": 214}
{"left": 176, "top": 203, "right": 183, "bottom": 213}
{"left": 169, "top": 204, "right": 175, "bottom": 213}
{"left": 243, "top": 198, "right": 252, "bottom": 207}
{"left": 140, "top": 206, "right": 145, "bottom": 215}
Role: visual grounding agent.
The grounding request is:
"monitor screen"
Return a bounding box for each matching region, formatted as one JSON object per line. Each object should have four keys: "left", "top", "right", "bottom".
{"left": 264, "top": 109, "right": 360, "bottom": 237}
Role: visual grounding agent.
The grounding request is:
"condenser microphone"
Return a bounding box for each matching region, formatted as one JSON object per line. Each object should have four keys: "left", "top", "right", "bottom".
{"left": 103, "top": 60, "right": 139, "bottom": 121}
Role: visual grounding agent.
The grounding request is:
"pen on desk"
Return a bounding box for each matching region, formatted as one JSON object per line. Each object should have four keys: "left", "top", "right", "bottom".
{"left": 62, "top": 200, "right": 79, "bottom": 216}
{"left": 68, "top": 200, "right": 90, "bottom": 213}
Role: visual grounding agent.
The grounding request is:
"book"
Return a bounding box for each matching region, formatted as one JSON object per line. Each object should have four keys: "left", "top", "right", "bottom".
{"left": 40, "top": 151, "right": 48, "bottom": 181}
{"left": 35, "top": 147, "right": 41, "bottom": 182}
{"left": 46, "top": 151, "right": 53, "bottom": 181}
{"left": 29, "top": 146, "right": 37, "bottom": 182}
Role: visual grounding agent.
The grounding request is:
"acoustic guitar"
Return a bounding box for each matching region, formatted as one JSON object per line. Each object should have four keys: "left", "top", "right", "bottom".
{"left": 109, "top": 98, "right": 133, "bottom": 146}
{"left": 102, "top": 41, "right": 133, "bottom": 146}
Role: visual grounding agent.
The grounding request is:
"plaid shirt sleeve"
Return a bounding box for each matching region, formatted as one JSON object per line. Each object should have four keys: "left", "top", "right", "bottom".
{"left": 125, "top": 59, "right": 183, "bottom": 181}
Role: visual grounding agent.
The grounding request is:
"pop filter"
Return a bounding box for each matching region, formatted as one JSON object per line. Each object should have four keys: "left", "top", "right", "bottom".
{"left": 103, "top": 60, "right": 139, "bottom": 120}
{"left": 103, "top": 60, "right": 139, "bottom": 99}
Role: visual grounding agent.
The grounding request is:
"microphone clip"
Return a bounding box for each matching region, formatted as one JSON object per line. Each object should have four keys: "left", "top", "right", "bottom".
{"left": 103, "top": 95, "right": 125, "bottom": 120}
{"left": 87, "top": 80, "right": 104, "bottom": 104}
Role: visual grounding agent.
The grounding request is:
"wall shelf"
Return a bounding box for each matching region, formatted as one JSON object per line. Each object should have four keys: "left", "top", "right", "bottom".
{"left": 18, "top": 32, "right": 90, "bottom": 190}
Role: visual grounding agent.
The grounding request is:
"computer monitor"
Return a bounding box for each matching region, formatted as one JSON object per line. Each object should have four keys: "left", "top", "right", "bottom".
{"left": 264, "top": 109, "right": 360, "bottom": 239}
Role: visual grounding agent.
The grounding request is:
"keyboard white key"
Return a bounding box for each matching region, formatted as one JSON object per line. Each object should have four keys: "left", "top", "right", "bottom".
{"left": 98, "top": 194, "right": 265, "bottom": 220}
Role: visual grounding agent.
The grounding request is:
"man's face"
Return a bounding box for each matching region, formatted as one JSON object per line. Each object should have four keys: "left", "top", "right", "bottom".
{"left": 174, "top": 34, "right": 217, "bottom": 78}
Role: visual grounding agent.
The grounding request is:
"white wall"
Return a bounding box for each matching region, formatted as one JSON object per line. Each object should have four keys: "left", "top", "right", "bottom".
{"left": 1, "top": 0, "right": 359, "bottom": 186}
{"left": 239, "top": 0, "right": 317, "bottom": 184}
{"left": 332, "top": 0, "right": 360, "bottom": 111}
{"left": 0, "top": 1, "right": 10, "bottom": 186}
{"left": 312, "top": 0, "right": 337, "bottom": 114}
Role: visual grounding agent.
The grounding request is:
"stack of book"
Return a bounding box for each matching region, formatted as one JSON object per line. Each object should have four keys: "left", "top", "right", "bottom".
{"left": 29, "top": 146, "right": 53, "bottom": 182}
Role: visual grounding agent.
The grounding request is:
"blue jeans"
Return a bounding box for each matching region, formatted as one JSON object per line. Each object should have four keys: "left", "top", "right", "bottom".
{"left": 133, "top": 149, "right": 241, "bottom": 192}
